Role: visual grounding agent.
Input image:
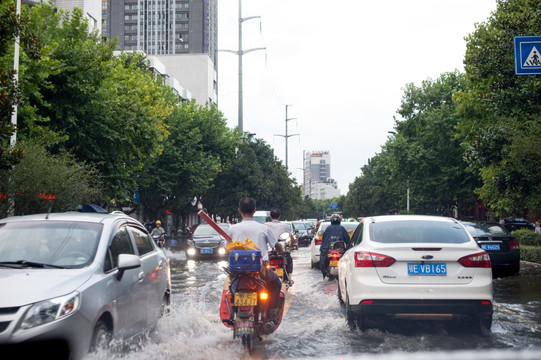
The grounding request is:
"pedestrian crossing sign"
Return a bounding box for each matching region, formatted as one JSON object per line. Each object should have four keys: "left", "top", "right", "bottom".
{"left": 514, "top": 35, "right": 541, "bottom": 75}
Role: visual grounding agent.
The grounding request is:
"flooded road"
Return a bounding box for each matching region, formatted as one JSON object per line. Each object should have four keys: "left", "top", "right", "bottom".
{"left": 87, "top": 246, "right": 541, "bottom": 360}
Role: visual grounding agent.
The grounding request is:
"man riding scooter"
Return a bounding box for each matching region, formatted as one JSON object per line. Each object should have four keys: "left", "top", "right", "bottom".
{"left": 228, "top": 198, "right": 285, "bottom": 331}
{"left": 320, "top": 214, "right": 350, "bottom": 279}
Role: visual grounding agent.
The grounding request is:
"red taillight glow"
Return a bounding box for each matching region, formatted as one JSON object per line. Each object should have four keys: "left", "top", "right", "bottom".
{"left": 509, "top": 239, "right": 520, "bottom": 250}
{"left": 361, "top": 300, "right": 373, "bottom": 305}
{"left": 259, "top": 291, "right": 269, "bottom": 301}
{"left": 270, "top": 259, "right": 283, "bottom": 268}
{"left": 331, "top": 251, "right": 339, "bottom": 259}
{"left": 481, "top": 300, "right": 492, "bottom": 305}
{"left": 354, "top": 251, "right": 395, "bottom": 267}
{"left": 458, "top": 251, "right": 491, "bottom": 268}
{"left": 315, "top": 238, "right": 322, "bottom": 246}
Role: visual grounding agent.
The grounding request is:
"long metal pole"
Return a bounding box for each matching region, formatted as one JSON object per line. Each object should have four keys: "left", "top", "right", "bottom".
{"left": 238, "top": 0, "right": 243, "bottom": 133}
{"left": 10, "top": 0, "right": 21, "bottom": 146}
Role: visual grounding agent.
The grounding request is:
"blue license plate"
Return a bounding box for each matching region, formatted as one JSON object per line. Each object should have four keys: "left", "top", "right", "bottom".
{"left": 201, "top": 248, "right": 213, "bottom": 254}
{"left": 408, "top": 263, "right": 447, "bottom": 276}
{"left": 481, "top": 244, "right": 501, "bottom": 251}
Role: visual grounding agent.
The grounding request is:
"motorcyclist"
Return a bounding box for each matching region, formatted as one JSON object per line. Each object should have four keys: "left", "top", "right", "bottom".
{"left": 320, "top": 214, "right": 350, "bottom": 279}
{"left": 265, "top": 208, "right": 294, "bottom": 285}
{"left": 150, "top": 220, "right": 165, "bottom": 238}
{"left": 228, "top": 198, "right": 284, "bottom": 330}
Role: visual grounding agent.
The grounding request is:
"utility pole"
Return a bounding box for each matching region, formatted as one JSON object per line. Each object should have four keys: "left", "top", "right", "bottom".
{"left": 274, "top": 104, "right": 299, "bottom": 170}
{"left": 10, "top": 0, "right": 21, "bottom": 146}
{"left": 220, "top": 0, "right": 266, "bottom": 134}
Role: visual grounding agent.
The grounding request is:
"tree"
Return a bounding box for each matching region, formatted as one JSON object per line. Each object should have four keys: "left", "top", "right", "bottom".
{"left": 455, "top": 0, "right": 541, "bottom": 215}
{"left": 205, "top": 138, "right": 302, "bottom": 221}
{"left": 16, "top": 4, "right": 176, "bottom": 201}
{"left": 137, "top": 101, "right": 238, "bottom": 222}
{"left": 0, "top": 139, "right": 101, "bottom": 217}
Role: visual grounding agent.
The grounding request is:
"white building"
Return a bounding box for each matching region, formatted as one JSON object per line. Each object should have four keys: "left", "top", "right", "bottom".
{"left": 303, "top": 151, "right": 341, "bottom": 200}
{"left": 55, "top": 0, "right": 101, "bottom": 32}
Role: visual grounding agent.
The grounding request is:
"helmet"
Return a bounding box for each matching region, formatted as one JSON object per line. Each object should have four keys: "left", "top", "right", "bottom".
{"left": 155, "top": 220, "right": 162, "bottom": 225}
{"left": 330, "top": 214, "right": 341, "bottom": 225}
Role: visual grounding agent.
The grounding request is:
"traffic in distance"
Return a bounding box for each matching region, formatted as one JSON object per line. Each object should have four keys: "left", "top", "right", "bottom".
{"left": 0, "top": 206, "right": 540, "bottom": 359}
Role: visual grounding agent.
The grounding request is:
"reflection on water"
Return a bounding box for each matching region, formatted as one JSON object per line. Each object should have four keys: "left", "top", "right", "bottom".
{"left": 85, "top": 249, "right": 541, "bottom": 360}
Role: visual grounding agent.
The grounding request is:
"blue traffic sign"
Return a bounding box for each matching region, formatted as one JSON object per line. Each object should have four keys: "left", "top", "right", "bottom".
{"left": 514, "top": 36, "right": 541, "bottom": 75}
{"left": 329, "top": 202, "right": 338, "bottom": 209}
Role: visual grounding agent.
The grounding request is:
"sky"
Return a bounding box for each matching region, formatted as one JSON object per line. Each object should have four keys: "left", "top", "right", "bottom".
{"left": 216, "top": 0, "right": 498, "bottom": 196}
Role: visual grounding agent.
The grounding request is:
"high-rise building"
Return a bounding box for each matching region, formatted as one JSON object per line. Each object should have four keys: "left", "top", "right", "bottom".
{"left": 103, "top": 0, "right": 218, "bottom": 105}
{"left": 303, "top": 151, "right": 340, "bottom": 200}
{"left": 55, "top": 0, "right": 102, "bottom": 32}
{"left": 104, "top": 0, "right": 217, "bottom": 64}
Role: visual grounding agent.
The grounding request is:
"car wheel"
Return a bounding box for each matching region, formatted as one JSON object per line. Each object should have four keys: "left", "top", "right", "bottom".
{"left": 345, "top": 293, "right": 357, "bottom": 330}
{"left": 90, "top": 319, "right": 112, "bottom": 353}
{"left": 311, "top": 261, "right": 317, "bottom": 269}
{"left": 159, "top": 292, "right": 171, "bottom": 318}
{"left": 337, "top": 281, "right": 344, "bottom": 305}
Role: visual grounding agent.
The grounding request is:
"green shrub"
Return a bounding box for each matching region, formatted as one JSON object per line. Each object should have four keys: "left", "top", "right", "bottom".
{"left": 520, "top": 245, "right": 541, "bottom": 264}
{"left": 511, "top": 229, "right": 541, "bottom": 246}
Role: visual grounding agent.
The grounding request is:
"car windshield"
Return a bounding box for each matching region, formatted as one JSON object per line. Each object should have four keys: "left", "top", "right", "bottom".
{"left": 293, "top": 222, "right": 306, "bottom": 230}
{"left": 193, "top": 224, "right": 229, "bottom": 237}
{"left": 369, "top": 220, "right": 470, "bottom": 244}
{"left": 464, "top": 223, "right": 508, "bottom": 236}
{"left": 0, "top": 221, "right": 102, "bottom": 268}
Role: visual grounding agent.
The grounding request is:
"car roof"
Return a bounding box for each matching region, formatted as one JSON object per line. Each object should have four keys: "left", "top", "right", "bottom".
{"left": 366, "top": 215, "right": 458, "bottom": 224}
{"left": 0, "top": 211, "right": 133, "bottom": 225}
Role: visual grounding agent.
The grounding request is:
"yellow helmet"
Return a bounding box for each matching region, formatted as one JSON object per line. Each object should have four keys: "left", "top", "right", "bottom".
{"left": 155, "top": 220, "right": 161, "bottom": 225}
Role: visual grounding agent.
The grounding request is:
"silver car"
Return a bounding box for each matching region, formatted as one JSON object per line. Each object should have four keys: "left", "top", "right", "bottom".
{"left": 0, "top": 211, "right": 171, "bottom": 359}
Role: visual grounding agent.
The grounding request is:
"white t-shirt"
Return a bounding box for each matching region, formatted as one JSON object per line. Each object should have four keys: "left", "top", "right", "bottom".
{"left": 265, "top": 220, "right": 290, "bottom": 240}
{"left": 228, "top": 218, "right": 277, "bottom": 261}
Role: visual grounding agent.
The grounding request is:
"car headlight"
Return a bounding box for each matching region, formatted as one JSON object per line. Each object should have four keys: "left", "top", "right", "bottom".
{"left": 218, "top": 247, "right": 226, "bottom": 255}
{"left": 19, "top": 292, "right": 80, "bottom": 331}
{"left": 186, "top": 248, "right": 196, "bottom": 256}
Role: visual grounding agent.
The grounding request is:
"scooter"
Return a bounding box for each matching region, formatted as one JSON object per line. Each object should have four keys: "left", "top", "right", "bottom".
{"left": 219, "top": 250, "right": 287, "bottom": 354}
{"left": 195, "top": 210, "right": 288, "bottom": 354}
{"left": 323, "top": 240, "right": 346, "bottom": 279}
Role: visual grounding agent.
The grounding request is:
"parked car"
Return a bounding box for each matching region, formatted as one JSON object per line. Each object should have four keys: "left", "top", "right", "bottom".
{"left": 186, "top": 223, "right": 230, "bottom": 259}
{"left": 337, "top": 215, "right": 493, "bottom": 331}
{"left": 292, "top": 221, "right": 313, "bottom": 247}
{"left": 0, "top": 210, "right": 171, "bottom": 359}
{"left": 462, "top": 221, "right": 520, "bottom": 276}
{"left": 501, "top": 218, "right": 535, "bottom": 232}
{"left": 310, "top": 221, "right": 359, "bottom": 269}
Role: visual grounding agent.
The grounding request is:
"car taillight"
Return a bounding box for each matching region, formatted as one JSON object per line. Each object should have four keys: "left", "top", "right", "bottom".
{"left": 315, "top": 238, "right": 322, "bottom": 246}
{"left": 509, "top": 239, "right": 520, "bottom": 250}
{"left": 458, "top": 251, "right": 491, "bottom": 268}
{"left": 354, "top": 251, "right": 395, "bottom": 267}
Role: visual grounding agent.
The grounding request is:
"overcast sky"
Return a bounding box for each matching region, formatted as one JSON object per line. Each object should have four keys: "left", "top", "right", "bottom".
{"left": 216, "top": 0, "right": 498, "bottom": 196}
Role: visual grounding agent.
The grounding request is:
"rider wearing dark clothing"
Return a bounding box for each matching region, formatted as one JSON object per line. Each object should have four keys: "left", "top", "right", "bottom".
{"left": 320, "top": 214, "right": 350, "bottom": 279}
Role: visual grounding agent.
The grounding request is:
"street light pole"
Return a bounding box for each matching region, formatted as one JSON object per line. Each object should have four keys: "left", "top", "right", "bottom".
{"left": 274, "top": 104, "right": 299, "bottom": 170}
{"left": 220, "top": 0, "right": 266, "bottom": 134}
{"left": 10, "top": 0, "right": 21, "bottom": 146}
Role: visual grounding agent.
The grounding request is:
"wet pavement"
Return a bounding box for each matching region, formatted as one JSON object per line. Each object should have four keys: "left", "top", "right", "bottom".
{"left": 86, "top": 245, "right": 541, "bottom": 360}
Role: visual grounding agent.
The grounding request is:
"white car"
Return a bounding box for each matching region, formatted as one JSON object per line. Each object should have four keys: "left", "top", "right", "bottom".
{"left": 337, "top": 215, "right": 493, "bottom": 331}
{"left": 310, "top": 221, "right": 358, "bottom": 269}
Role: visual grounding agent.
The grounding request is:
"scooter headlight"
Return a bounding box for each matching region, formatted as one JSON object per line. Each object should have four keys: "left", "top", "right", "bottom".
{"left": 187, "top": 248, "right": 196, "bottom": 256}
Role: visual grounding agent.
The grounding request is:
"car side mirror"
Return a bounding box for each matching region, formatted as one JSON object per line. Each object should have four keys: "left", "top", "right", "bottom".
{"left": 116, "top": 254, "right": 142, "bottom": 280}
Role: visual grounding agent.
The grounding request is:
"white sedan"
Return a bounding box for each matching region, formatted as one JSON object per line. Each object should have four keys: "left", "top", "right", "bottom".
{"left": 337, "top": 215, "right": 493, "bottom": 331}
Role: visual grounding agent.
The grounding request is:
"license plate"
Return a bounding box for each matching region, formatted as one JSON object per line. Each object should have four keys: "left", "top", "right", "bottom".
{"left": 273, "top": 268, "right": 284, "bottom": 277}
{"left": 408, "top": 263, "right": 447, "bottom": 276}
{"left": 234, "top": 318, "right": 255, "bottom": 335}
{"left": 481, "top": 244, "right": 501, "bottom": 251}
{"left": 329, "top": 260, "right": 339, "bottom": 267}
{"left": 201, "top": 248, "right": 213, "bottom": 254}
{"left": 233, "top": 292, "right": 257, "bottom": 306}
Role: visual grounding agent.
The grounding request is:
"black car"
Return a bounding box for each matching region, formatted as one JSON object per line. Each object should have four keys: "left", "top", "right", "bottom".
{"left": 186, "top": 223, "right": 229, "bottom": 259}
{"left": 462, "top": 222, "right": 520, "bottom": 276}
{"left": 502, "top": 218, "right": 535, "bottom": 232}
{"left": 292, "top": 221, "right": 313, "bottom": 247}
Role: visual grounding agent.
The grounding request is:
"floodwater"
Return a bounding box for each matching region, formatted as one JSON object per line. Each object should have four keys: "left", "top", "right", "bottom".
{"left": 86, "top": 246, "right": 541, "bottom": 360}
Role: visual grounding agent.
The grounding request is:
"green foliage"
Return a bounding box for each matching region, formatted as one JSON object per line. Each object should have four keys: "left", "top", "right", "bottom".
{"left": 138, "top": 102, "right": 238, "bottom": 220}
{"left": 205, "top": 138, "right": 302, "bottom": 221}
{"left": 0, "top": 139, "right": 101, "bottom": 217}
{"left": 456, "top": 0, "right": 541, "bottom": 215}
{"left": 512, "top": 228, "right": 541, "bottom": 246}
{"left": 520, "top": 245, "right": 541, "bottom": 263}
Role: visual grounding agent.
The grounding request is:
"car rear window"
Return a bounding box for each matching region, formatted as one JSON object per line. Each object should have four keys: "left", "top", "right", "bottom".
{"left": 464, "top": 223, "right": 508, "bottom": 236}
{"left": 369, "top": 220, "right": 470, "bottom": 244}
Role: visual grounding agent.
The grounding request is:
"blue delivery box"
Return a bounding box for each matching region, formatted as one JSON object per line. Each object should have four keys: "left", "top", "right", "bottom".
{"left": 229, "top": 250, "right": 262, "bottom": 273}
